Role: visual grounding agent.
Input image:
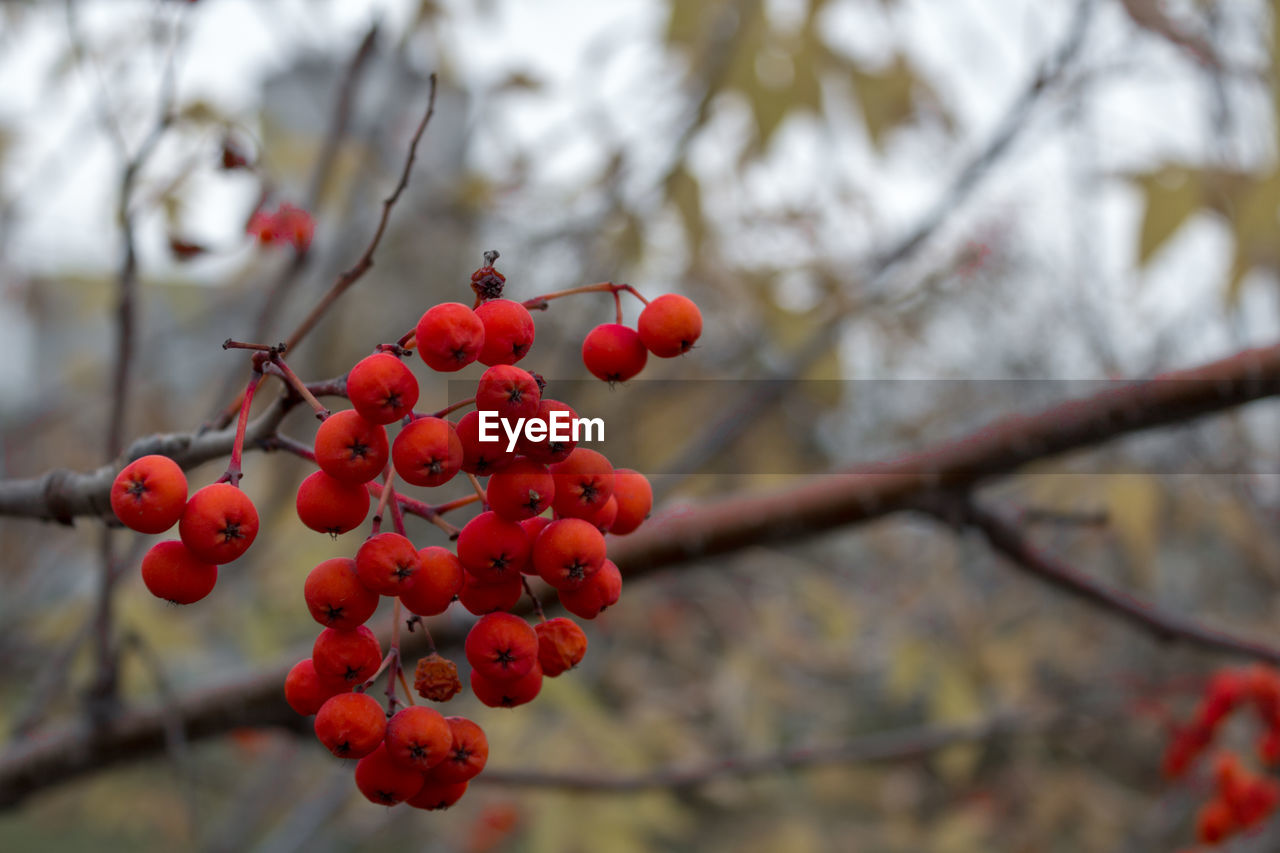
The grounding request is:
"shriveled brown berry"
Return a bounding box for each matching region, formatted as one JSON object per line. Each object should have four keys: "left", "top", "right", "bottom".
{"left": 414, "top": 652, "right": 463, "bottom": 702}
{"left": 535, "top": 617, "right": 588, "bottom": 677}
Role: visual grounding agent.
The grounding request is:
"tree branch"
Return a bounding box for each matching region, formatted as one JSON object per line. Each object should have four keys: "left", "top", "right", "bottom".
{"left": 4, "top": 343, "right": 1280, "bottom": 804}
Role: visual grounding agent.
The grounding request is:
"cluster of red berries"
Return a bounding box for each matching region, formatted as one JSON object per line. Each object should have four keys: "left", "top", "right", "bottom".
{"left": 247, "top": 202, "right": 315, "bottom": 253}
{"left": 111, "top": 456, "right": 259, "bottom": 604}
{"left": 1163, "top": 665, "right": 1280, "bottom": 845}
{"left": 107, "top": 252, "right": 700, "bottom": 810}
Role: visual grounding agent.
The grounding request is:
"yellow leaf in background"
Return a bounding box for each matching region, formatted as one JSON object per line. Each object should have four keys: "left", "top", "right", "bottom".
{"left": 1106, "top": 474, "right": 1162, "bottom": 585}
{"left": 928, "top": 663, "right": 982, "bottom": 784}
{"left": 1130, "top": 165, "right": 1200, "bottom": 266}
{"left": 886, "top": 638, "right": 929, "bottom": 702}
{"left": 930, "top": 804, "right": 993, "bottom": 853}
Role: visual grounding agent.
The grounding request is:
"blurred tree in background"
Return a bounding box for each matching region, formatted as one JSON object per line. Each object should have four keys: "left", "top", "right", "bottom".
{"left": 4, "top": 0, "right": 1280, "bottom": 850}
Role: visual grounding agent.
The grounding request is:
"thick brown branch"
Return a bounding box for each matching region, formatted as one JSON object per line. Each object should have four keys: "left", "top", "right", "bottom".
{"left": 928, "top": 498, "right": 1280, "bottom": 665}
{"left": 3, "top": 345, "right": 1280, "bottom": 803}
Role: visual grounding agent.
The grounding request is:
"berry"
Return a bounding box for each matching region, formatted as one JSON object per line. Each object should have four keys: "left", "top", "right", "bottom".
{"left": 315, "top": 692, "right": 387, "bottom": 759}
{"left": 313, "top": 625, "right": 383, "bottom": 684}
{"left": 559, "top": 558, "right": 622, "bottom": 618}
{"left": 517, "top": 399, "right": 578, "bottom": 465}
{"left": 457, "top": 511, "right": 531, "bottom": 583}
{"left": 475, "top": 298, "right": 535, "bottom": 366}
{"left": 304, "top": 557, "right": 380, "bottom": 629}
{"left": 1197, "top": 798, "right": 1235, "bottom": 845}
{"left": 471, "top": 662, "right": 543, "bottom": 708}
{"left": 392, "top": 417, "right": 463, "bottom": 488}
{"left": 416, "top": 303, "right": 485, "bottom": 372}
{"left": 638, "top": 293, "right": 702, "bottom": 357}
{"left": 385, "top": 706, "right": 452, "bottom": 771}
{"left": 140, "top": 540, "right": 218, "bottom": 604}
{"left": 284, "top": 658, "right": 349, "bottom": 716}
{"left": 533, "top": 518, "right": 606, "bottom": 591}
{"left": 425, "top": 717, "right": 488, "bottom": 784}
{"left": 535, "top": 617, "right": 588, "bottom": 677}
{"left": 549, "top": 448, "right": 614, "bottom": 519}
{"left": 178, "top": 483, "right": 259, "bottom": 564}
{"left": 407, "top": 779, "right": 468, "bottom": 811}
{"left": 465, "top": 612, "right": 539, "bottom": 681}
{"left": 458, "top": 571, "right": 524, "bottom": 615}
{"left": 314, "top": 410, "right": 389, "bottom": 484}
{"left": 486, "top": 457, "right": 554, "bottom": 521}
{"left": 355, "top": 743, "right": 426, "bottom": 805}
{"left": 110, "top": 454, "right": 188, "bottom": 533}
{"left": 455, "top": 409, "right": 515, "bottom": 475}
{"left": 295, "top": 470, "right": 370, "bottom": 534}
{"left": 355, "top": 532, "right": 420, "bottom": 596}
{"left": 608, "top": 468, "right": 652, "bottom": 535}
{"left": 585, "top": 495, "right": 618, "bottom": 533}
{"left": 399, "top": 546, "right": 464, "bottom": 617}
{"left": 582, "top": 323, "right": 647, "bottom": 382}
{"left": 347, "top": 353, "right": 419, "bottom": 425}
{"left": 414, "top": 652, "right": 463, "bottom": 702}
{"left": 475, "top": 365, "right": 541, "bottom": 421}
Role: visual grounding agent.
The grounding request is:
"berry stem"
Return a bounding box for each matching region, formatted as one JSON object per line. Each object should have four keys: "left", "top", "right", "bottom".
{"left": 613, "top": 291, "right": 623, "bottom": 325}
{"left": 263, "top": 357, "right": 330, "bottom": 420}
{"left": 222, "top": 339, "right": 284, "bottom": 353}
{"left": 369, "top": 465, "right": 394, "bottom": 536}
{"left": 522, "top": 281, "right": 649, "bottom": 312}
{"left": 431, "top": 493, "right": 482, "bottom": 515}
{"left": 431, "top": 397, "right": 476, "bottom": 419}
{"left": 466, "top": 473, "right": 488, "bottom": 507}
{"left": 397, "top": 329, "right": 416, "bottom": 350}
{"left": 521, "top": 576, "right": 547, "bottom": 623}
{"left": 218, "top": 369, "right": 263, "bottom": 486}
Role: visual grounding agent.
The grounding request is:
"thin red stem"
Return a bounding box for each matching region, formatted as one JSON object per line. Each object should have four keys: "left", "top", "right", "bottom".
{"left": 218, "top": 370, "right": 263, "bottom": 486}
{"left": 521, "top": 281, "right": 649, "bottom": 312}
{"left": 466, "top": 473, "right": 487, "bottom": 507}
{"left": 431, "top": 397, "right": 476, "bottom": 419}
{"left": 264, "top": 357, "right": 330, "bottom": 420}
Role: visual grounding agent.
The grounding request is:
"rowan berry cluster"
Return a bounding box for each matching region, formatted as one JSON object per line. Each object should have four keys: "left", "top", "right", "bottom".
{"left": 1163, "top": 665, "right": 1280, "bottom": 846}
{"left": 110, "top": 252, "right": 700, "bottom": 811}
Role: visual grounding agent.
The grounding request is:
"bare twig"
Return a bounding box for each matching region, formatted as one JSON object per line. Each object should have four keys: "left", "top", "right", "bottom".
{"left": 281, "top": 74, "right": 439, "bottom": 354}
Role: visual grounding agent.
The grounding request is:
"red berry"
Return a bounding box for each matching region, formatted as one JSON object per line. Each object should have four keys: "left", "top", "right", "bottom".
{"left": 533, "top": 518, "right": 606, "bottom": 591}
{"left": 471, "top": 662, "right": 543, "bottom": 708}
{"left": 475, "top": 298, "right": 535, "bottom": 366}
{"left": 585, "top": 495, "right": 618, "bottom": 533}
{"left": 392, "top": 417, "right": 463, "bottom": 487}
{"left": 549, "top": 448, "right": 614, "bottom": 519}
{"left": 407, "top": 779, "right": 468, "bottom": 811}
{"left": 347, "top": 353, "right": 419, "bottom": 424}
{"left": 110, "top": 454, "right": 188, "bottom": 533}
{"left": 140, "top": 540, "right": 218, "bottom": 604}
{"left": 517, "top": 399, "right": 579, "bottom": 464}
{"left": 582, "top": 323, "right": 647, "bottom": 382}
{"left": 486, "top": 457, "right": 554, "bottom": 521}
{"left": 536, "top": 617, "right": 588, "bottom": 677}
{"left": 425, "top": 717, "right": 488, "bottom": 784}
{"left": 559, "top": 558, "right": 622, "bottom": 618}
{"left": 465, "top": 612, "right": 539, "bottom": 681}
{"left": 356, "top": 532, "right": 421, "bottom": 596}
{"left": 284, "top": 658, "right": 349, "bottom": 716}
{"left": 609, "top": 468, "right": 652, "bottom": 535}
{"left": 314, "top": 410, "right": 389, "bottom": 483}
{"left": 355, "top": 743, "right": 426, "bottom": 805}
{"left": 518, "top": 516, "right": 551, "bottom": 574}
{"left": 457, "top": 511, "right": 531, "bottom": 583}
{"left": 475, "top": 364, "right": 541, "bottom": 421}
{"left": 295, "top": 470, "right": 370, "bottom": 534}
{"left": 304, "top": 557, "right": 379, "bottom": 629}
{"left": 455, "top": 409, "right": 515, "bottom": 475}
{"left": 385, "top": 705, "right": 452, "bottom": 771}
{"left": 416, "top": 303, "right": 485, "bottom": 372}
{"left": 400, "top": 546, "right": 464, "bottom": 617}
{"left": 313, "top": 625, "right": 383, "bottom": 684}
{"left": 178, "top": 483, "right": 259, "bottom": 564}
{"left": 638, "top": 293, "right": 702, "bottom": 357}
{"left": 315, "top": 692, "right": 387, "bottom": 759}
{"left": 1196, "top": 797, "right": 1236, "bottom": 844}
{"left": 458, "top": 571, "right": 524, "bottom": 615}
